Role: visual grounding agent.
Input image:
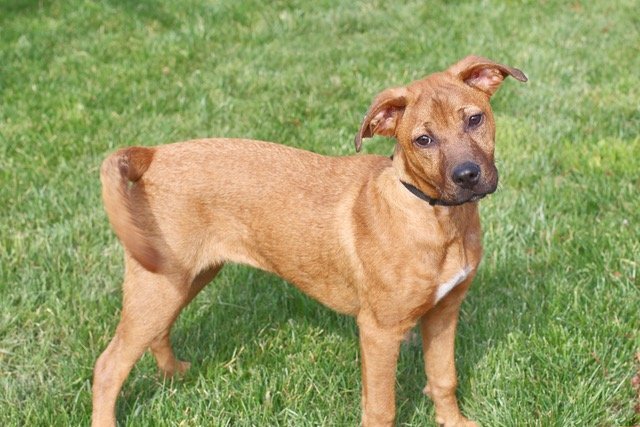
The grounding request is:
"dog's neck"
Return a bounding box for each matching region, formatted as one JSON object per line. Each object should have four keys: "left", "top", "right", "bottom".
{"left": 399, "top": 181, "right": 460, "bottom": 206}
{"left": 390, "top": 144, "right": 454, "bottom": 206}
{"left": 374, "top": 160, "right": 479, "bottom": 244}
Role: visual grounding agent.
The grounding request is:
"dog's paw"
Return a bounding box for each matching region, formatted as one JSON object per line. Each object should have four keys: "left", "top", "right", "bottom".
{"left": 435, "top": 415, "right": 479, "bottom": 427}
{"left": 159, "top": 359, "right": 191, "bottom": 378}
{"left": 175, "top": 360, "right": 191, "bottom": 375}
{"left": 423, "top": 384, "right": 478, "bottom": 427}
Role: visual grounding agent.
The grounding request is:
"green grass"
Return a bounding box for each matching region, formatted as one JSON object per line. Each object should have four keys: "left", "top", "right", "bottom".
{"left": 1, "top": 0, "right": 638, "bottom": 425}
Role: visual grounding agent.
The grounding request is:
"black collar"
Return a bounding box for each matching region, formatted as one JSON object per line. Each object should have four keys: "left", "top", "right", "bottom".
{"left": 391, "top": 154, "right": 469, "bottom": 206}
{"left": 400, "top": 181, "right": 460, "bottom": 206}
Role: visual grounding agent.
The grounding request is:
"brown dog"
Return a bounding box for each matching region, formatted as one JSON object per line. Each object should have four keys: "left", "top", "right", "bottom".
{"left": 92, "top": 56, "right": 526, "bottom": 426}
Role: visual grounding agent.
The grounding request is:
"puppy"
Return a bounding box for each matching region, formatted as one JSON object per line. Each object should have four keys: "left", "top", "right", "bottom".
{"left": 92, "top": 56, "right": 526, "bottom": 427}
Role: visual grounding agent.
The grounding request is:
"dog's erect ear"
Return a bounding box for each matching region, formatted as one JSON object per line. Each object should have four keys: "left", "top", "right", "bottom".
{"left": 354, "top": 87, "right": 408, "bottom": 152}
{"left": 448, "top": 55, "right": 527, "bottom": 97}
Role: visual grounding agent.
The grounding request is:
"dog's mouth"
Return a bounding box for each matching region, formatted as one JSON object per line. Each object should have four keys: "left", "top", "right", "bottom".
{"left": 468, "top": 193, "right": 487, "bottom": 202}
{"left": 447, "top": 184, "right": 498, "bottom": 206}
{"left": 449, "top": 191, "right": 490, "bottom": 206}
{"left": 452, "top": 173, "right": 499, "bottom": 205}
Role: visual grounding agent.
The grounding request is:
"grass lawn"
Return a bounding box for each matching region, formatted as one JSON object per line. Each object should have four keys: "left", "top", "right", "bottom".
{"left": 1, "top": 0, "right": 638, "bottom": 425}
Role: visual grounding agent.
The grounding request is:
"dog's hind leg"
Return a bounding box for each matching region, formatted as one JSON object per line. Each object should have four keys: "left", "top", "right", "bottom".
{"left": 150, "top": 264, "right": 223, "bottom": 377}
{"left": 92, "top": 261, "right": 221, "bottom": 427}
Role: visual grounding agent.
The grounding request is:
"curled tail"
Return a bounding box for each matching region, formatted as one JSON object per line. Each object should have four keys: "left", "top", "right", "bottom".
{"left": 101, "top": 146, "right": 163, "bottom": 272}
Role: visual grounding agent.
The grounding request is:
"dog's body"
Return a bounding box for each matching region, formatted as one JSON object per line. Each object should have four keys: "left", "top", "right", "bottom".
{"left": 92, "top": 56, "right": 526, "bottom": 427}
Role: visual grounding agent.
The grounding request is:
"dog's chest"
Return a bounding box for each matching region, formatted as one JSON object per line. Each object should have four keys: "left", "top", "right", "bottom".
{"left": 434, "top": 266, "right": 472, "bottom": 303}
{"left": 431, "top": 231, "right": 479, "bottom": 304}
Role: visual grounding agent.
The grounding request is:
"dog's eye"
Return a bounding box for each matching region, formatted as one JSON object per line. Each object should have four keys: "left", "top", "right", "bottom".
{"left": 468, "top": 113, "right": 483, "bottom": 128}
{"left": 414, "top": 135, "right": 435, "bottom": 147}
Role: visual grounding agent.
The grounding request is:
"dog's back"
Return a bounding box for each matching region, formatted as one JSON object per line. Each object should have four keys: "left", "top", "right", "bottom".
{"left": 101, "top": 139, "right": 388, "bottom": 312}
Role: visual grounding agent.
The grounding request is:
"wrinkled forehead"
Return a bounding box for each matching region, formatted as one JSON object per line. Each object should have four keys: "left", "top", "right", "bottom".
{"left": 407, "top": 73, "right": 488, "bottom": 116}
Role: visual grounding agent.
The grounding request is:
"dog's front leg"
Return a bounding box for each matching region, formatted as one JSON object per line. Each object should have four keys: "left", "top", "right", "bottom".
{"left": 357, "top": 311, "right": 404, "bottom": 427}
{"left": 420, "top": 280, "right": 478, "bottom": 427}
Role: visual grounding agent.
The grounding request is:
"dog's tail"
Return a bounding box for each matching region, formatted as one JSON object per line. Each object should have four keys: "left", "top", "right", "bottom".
{"left": 100, "top": 146, "right": 163, "bottom": 272}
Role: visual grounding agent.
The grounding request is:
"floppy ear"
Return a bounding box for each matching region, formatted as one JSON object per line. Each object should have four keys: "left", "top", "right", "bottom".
{"left": 448, "top": 55, "right": 527, "bottom": 97}
{"left": 354, "top": 87, "right": 408, "bottom": 152}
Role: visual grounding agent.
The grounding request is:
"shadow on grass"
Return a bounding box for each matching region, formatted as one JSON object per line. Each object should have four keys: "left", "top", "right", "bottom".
{"left": 0, "top": 0, "right": 46, "bottom": 18}
{"left": 114, "top": 265, "right": 358, "bottom": 423}
{"left": 103, "top": 0, "right": 178, "bottom": 28}
{"left": 113, "top": 258, "right": 533, "bottom": 425}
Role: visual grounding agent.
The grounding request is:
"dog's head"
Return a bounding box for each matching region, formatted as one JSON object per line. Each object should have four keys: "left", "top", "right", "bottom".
{"left": 355, "top": 56, "right": 527, "bottom": 205}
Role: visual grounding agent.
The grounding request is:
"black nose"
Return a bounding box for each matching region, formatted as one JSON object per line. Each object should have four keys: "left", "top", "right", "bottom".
{"left": 452, "top": 162, "right": 481, "bottom": 189}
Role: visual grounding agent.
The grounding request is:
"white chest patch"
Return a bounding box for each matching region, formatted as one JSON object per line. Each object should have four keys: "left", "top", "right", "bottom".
{"left": 435, "top": 266, "right": 472, "bottom": 303}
